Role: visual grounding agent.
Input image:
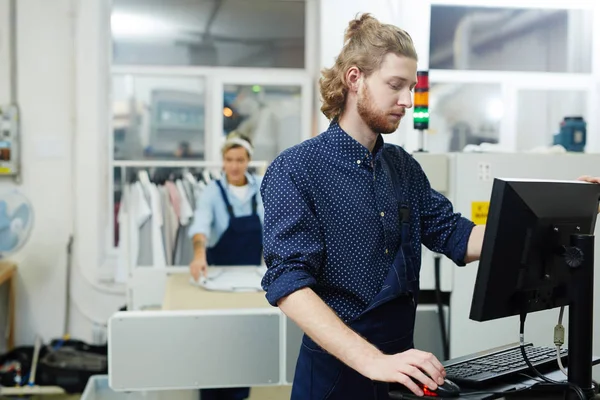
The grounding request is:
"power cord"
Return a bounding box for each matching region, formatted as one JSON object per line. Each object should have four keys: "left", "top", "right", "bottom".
{"left": 552, "top": 307, "right": 599, "bottom": 395}
{"left": 520, "top": 312, "right": 587, "bottom": 400}
{"left": 555, "top": 306, "right": 568, "bottom": 376}
{"left": 433, "top": 254, "right": 449, "bottom": 360}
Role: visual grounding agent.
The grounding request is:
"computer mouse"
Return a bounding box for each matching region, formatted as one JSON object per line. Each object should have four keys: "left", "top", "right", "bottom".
{"left": 389, "top": 378, "right": 461, "bottom": 399}
{"left": 429, "top": 379, "right": 461, "bottom": 398}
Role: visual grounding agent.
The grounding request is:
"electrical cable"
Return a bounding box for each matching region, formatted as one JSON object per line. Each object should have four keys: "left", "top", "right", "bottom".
{"left": 433, "top": 254, "right": 449, "bottom": 360}
{"left": 553, "top": 308, "right": 598, "bottom": 394}
{"left": 519, "top": 312, "right": 586, "bottom": 400}
{"left": 555, "top": 306, "right": 568, "bottom": 376}
{"left": 556, "top": 346, "right": 568, "bottom": 376}
{"left": 518, "top": 371, "right": 545, "bottom": 382}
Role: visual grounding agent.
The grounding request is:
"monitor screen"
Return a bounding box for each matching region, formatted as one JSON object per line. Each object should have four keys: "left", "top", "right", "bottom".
{"left": 470, "top": 178, "right": 600, "bottom": 322}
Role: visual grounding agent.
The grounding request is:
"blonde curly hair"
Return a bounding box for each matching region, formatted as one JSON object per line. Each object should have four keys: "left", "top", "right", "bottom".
{"left": 320, "top": 13, "right": 418, "bottom": 121}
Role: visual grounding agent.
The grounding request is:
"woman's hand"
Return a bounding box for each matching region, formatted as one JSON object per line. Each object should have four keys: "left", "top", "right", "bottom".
{"left": 190, "top": 256, "right": 208, "bottom": 282}
{"left": 190, "top": 234, "right": 208, "bottom": 281}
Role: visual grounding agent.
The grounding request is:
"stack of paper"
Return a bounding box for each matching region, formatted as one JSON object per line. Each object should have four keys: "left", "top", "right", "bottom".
{"left": 189, "top": 266, "right": 266, "bottom": 292}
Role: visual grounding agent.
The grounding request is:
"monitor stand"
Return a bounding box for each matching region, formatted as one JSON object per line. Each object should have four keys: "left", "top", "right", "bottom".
{"left": 566, "top": 234, "right": 597, "bottom": 400}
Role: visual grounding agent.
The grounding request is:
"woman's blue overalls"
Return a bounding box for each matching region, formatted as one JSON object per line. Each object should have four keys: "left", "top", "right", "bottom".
{"left": 291, "top": 148, "right": 420, "bottom": 400}
{"left": 206, "top": 180, "right": 263, "bottom": 266}
{"left": 201, "top": 180, "right": 263, "bottom": 400}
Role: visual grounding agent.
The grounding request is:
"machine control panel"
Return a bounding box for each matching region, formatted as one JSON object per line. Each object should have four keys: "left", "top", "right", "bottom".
{"left": 0, "top": 104, "right": 20, "bottom": 182}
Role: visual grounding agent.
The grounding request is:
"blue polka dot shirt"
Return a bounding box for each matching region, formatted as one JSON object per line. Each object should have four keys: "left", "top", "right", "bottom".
{"left": 260, "top": 121, "right": 475, "bottom": 322}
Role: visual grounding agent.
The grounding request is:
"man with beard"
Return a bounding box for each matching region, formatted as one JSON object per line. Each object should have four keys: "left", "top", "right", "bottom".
{"left": 259, "top": 13, "right": 599, "bottom": 400}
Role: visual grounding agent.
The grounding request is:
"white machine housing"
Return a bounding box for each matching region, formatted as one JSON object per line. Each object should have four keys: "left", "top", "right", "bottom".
{"left": 414, "top": 152, "right": 600, "bottom": 380}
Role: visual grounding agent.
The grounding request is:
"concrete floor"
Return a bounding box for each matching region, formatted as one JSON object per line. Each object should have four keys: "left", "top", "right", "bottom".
{"left": 39, "top": 386, "right": 293, "bottom": 400}
{"left": 249, "top": 386, "right": 293, "bottom": 400}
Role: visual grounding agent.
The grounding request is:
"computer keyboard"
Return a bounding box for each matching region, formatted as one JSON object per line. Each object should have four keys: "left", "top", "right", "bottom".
{"left": 444, "top": 342, "right": 568, "bottom": 387}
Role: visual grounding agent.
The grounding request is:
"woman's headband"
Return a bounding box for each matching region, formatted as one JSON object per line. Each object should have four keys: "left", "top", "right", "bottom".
{"left": 223, "top": 137, "right": 253, "bottom": 156}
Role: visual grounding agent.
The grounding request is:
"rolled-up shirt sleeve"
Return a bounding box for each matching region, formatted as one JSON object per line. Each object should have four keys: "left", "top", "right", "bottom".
{"left": 188, "top": 183, "right": 214, "bottom": 238}
{"left": 260, "top": 153, "right": 324, "bottom": 306}
{"left": 413, "top": 160, "right": 475, "bottom": 266}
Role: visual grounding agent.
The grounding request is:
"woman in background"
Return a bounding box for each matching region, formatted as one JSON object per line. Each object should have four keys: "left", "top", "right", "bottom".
{"left": 188, "top": 132, "right": 263, "bottom": 400}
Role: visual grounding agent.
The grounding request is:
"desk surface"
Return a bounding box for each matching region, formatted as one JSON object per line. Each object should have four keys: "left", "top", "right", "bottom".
{"left": 162, "top": 272, "right": 270, "bottom": 311}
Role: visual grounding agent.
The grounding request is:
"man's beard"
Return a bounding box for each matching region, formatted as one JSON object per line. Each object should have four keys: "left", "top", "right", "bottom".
{"left": 357, "top": 83, "right": 401, "bottom": 134}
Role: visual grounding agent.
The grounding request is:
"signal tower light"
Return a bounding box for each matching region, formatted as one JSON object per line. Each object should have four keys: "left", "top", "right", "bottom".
{"left": 413, "top": 71, "right": 429, "bottom": 130}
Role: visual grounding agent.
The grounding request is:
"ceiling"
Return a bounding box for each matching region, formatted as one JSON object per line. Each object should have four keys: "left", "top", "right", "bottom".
{"left": 112, "top": 0, "right": 306, "bottom": 43}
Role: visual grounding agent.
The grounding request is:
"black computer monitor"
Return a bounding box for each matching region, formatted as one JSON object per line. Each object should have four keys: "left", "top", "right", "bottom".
{"left": 469, "top": 177, "right": 600, "bottom": 394}
{"left": 470, "top": 178, "right": 600, "bottom": 321}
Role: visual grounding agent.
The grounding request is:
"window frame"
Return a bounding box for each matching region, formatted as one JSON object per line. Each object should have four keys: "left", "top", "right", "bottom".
{"left": 423, "top": 0, "right": 600, "bottom": 153}
{"left": 105, "top": 0, "right": 318, "bottom": 266}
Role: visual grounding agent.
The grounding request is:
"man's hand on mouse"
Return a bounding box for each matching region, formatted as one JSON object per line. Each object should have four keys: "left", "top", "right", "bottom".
{"left": 363, "top": 349, "right": 445, "bottom": 397}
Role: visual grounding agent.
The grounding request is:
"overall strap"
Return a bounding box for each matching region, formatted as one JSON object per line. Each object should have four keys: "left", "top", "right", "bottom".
{"left": 381, "top": 146, "right": 410, "bottom": 226}
{"left": 381, "top": 145, "right": 410, "bottom": 244}
{"left": 215, "top": 180, "right": 235, "bottom": 217}
{"left": 251, "top": 193, "right": 258, "bottom": 215}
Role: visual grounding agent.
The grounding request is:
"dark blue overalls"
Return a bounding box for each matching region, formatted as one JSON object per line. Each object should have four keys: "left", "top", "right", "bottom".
{"left": 206, "top": 180, "right": 263, "bottom": 266}
{"left": 291, "top": 149, "right": 420, "bottom": 400}
{"left": 201, "top": 180, "right": 263, "bottom": 400}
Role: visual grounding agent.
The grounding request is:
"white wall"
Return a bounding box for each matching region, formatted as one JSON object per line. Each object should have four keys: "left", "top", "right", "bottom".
{"left": 0, "top": 0, "right": 126, "bottom": 350}
{"left": 0, "top": 0, "right": 72, "bottom": 347}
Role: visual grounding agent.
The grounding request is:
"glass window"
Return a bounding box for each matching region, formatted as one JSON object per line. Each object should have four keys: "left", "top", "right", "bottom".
{"left": 428, "top": 83, "right": 502, "bottom": 152}
{"left": 222, "top": 84, "right": 302, "bottom": 161}
{"left": 429, "top": 6, "right": 592, "bottom": 73}
{"left": 516, "top": 90, "right": 588, "bottom": 151}
{"left": 111, "top": 0, "right": 306, "bottom": 68}
{"left": 112, "top": 75, "right": 206, "bottom": 160}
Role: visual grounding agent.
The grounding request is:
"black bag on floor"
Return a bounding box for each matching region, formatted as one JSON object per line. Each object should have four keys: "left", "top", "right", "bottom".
{"left": 0, "top": 346, "right": 35, "bottom": 387}
{"left": 36, "top": 339, "right": 108, "bottom": 393}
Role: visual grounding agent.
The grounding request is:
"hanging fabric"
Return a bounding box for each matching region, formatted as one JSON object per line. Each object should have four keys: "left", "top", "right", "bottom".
{"left": 116, "top": 162, "right": 266, "bottom": 271}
